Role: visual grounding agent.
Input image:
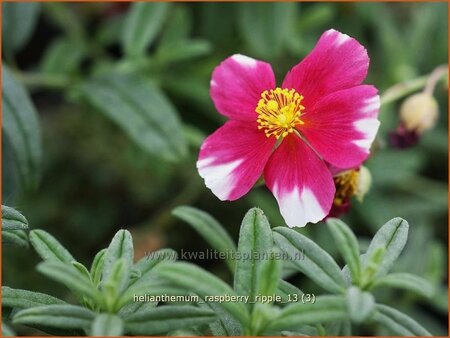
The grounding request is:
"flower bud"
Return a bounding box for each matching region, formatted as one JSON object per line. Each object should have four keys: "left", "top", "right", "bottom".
{"left": 355, "top": 166, "right": 372, "bottom": 202}
{"left": 399, "top": 92, "right": 438, "bottom": 134}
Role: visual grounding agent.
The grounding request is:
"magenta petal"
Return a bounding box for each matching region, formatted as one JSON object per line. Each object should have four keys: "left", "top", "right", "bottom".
{"left": 264, "top": 135, "right": 335, "bottom": 228}
{"left": 197, "top": 120, "right": 276, "bottom": 201}
{"left": 301, "top": 85, "right": 380, "bottom": 169}
{"left": 282, "top": 29, "right": 369, "bottom": 107}
{"left": 210, "top": 54, "right": 276, "bottom": 121}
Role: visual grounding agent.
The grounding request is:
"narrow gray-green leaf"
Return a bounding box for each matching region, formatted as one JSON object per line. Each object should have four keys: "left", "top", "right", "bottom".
{"left": 133, "top": 248, "right": 178, "bottom": 284}
{"left": 199, "top": 301, "right": 242, "bottom": 336}
{"left": 91, "top": 313, "right": 123, "bottom": 336}
{"left": 158, "top": 6, "right": 191, "bottom": 46}
{"left": 13, "top": 304, "right": 95, "bottom": 330}
{"left": 156, "top": 40, "right": 212, "bottom": 64}
{"left": 154, "top": 262, "right": 249, "bottom": 325}
{"left": 2, "top": 65, "right": 42, "bottom": 195}
{"left": 273, "top": 227, "right": 346, "bottom": 294}
{"left": 1, "top": 322, "right": 15, "bottom": 337}
{"left": 122, "top": 2, "right": 170, "bottom": 57}
{"left": 37, "top": 261, "right": 99, "bottom": 302}
{"left": 276, "top": 280, "right": 304, "bottom": 303}
{"left": 374, "top": 304, "right": 431, "bottom": 336}
{"left": 280, "top": 326, "right": 318, "bottom": 336}
{"left": 72, "top": 261, "right": 92, "bottom": 281}
{"left": 102, "top": 258, "right": 128, "bottom": 297}
{"left": 346, "top": 286, "right": 375, "bottom": 323}
{"left": 2, "top": 286, "right": 66, "bottom": 309}
{"left": 40, "top": 38, "right": 85, "bottom": 75}
{"left": 102, "top": 229, "right": 133, "bottom": 289}
{"left": 256, "top": 253, "right": 281, "bottom": 298}
{"left": 172, "top": 206, "right": 236, "bottom": 271}
{"left": 371, "top": 273, "right": 434, "bottom": 298}
{"left": 237, "top": 3, "right": 296, "bottom": 59}
{"left": 234, "top": 208, "right": 273, "bottom": 309}
{"left": 326, "top": 218, "right": 361, "bottom": 284}
{"left": 80, "top": 74, "right": 186, "bottom": 162}
{"left": 118, "top": 276, "right": 189, "bottom": 309}
{"left": 29, "top": 229, "right": 74, "bottom": 263}
{"left": 118, "top": 301, "right": 157, "bottom": 319}
{"left": 90, "top": 248, "right": 107, "bottom": 286}
{"left": 264, "top": 295, "right": 347, "bottom": 333}
{"left": 2, "top": 2, "right": 40, "bottom": 53}
{"left": 125, "top": 305, "right": 216, "bottom": 335}
{"left": 2, "top": 229, "right": 28, "bottom": 247}
{"left": 2, "top": 205, "right": 28, "bottom": 230}
{"left": 362, "top": 218, "right": 409, "bottom": 278}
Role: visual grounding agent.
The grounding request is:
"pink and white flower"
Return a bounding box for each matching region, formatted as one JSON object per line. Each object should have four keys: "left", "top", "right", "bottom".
{"left": 197, "top": 29, "right": 380, "bottom": 228}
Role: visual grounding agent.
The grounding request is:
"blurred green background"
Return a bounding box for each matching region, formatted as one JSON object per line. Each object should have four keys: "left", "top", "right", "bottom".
{"left": 2, "top": 2, "right": 448, "bottom": 335}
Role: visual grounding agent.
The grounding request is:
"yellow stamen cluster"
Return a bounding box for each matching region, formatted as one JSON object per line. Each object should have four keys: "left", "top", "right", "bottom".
{"left": 256, "top": 88, "right": 305, "bottom": 139}
{"left": 333, "top": 170, "right": 360, "bottom": 206}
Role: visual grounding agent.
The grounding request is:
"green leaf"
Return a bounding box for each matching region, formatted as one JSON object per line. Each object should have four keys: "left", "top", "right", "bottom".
{"left": 102, "top": 230, "right": 133, "bottom": 290}
{"left": 374, "top": 304, "right": 432, "bottom": 336}
{"left": 237, "top": 3, "right": 297, "bottom": 59}
{"left": 250, "top": 303, "right": 282, "bottom": 335}
{"left": 2, "top": 205, "right": 28, "bottom": 230}
{"left": 37, "top": 261, "right": 99, "bottom": 302}
{"left": 13, "top": 304, "right": 95, "bottom": 330}
{"left": 362, "top": 218, "right": 409, "bottom": 279}
{"left": 371, "top": 273, "right": 434, "bottom": 298}
{"left": 72, "top": 261, "right": 92, "bottom": 281}
{"left": 79, "top": 73, "right": 186, "bottom": 162}
{"left": 326, "top": 218, "right": 361, "bottom": 284}
{"left": 199, "top": 301, "right": 242, "bottom": 336}
{"left": 40, "top": 38, "right": 85, "bottom": 75}
{"left": 172, "top": 206, "right": 236, "bottom": 271}
{"left": 154, "top": 262, "right": 249, "bottom": 326}
{"left": 42, "top": 3, "right": 85, "bottom": 45}
{"left": 345, "top": 286, "right": 375, "bottom": 324}
{"left": 122, "top": 2, "right": 170, "bottom": 57}
{"left": 276, "top": 280, "right": 304, "bottom": 304}
{"left": 2, "top": 286, "right": 66, "bottom": 309}
{"left": 2, "top": 2, "right": 40, "bottom": 53}
{"left": 2, "top": 65, "right": 42, "bottom": 196}
{"left": 158, "top": 6, "right": 192, "bottom": 46}
{"left": 273, "top": 227, "right": 346, "bottom": 294}
{"left": 1, "top": 322, "right": 15, "bottom": 337}
{"left": 102, "top": 259, "right": 129, "bottom": 308}
{"left": 90, "top": 248, "right": 107, "bottom": 286}
{"left": 95, "top": 13, "right": 125, "bottom": 46}
{"left": 125, "top": 305, "right": 216, "bottom": 335}
{"left": 91, "top": 313, "right": 123, "bottom": 336}
{"left": 29, "top": 229, "right": 74, "bottom": 264}
{"left": 2, "top": 229, "right": 28, "bottom": 247}
{"left": 118, "top": 301, "right": 157, "bottom": 319}
{"left": 234, "top": 208, "right": 273, "bottom": 309}
{"left": 156, "top": 39, "right": 212, "bottom": 64}
{"left": 256, "top": 252, "right": 282, "bottom": 298}
{"left": 133, "top": 248, "right": 178, "bottom": 284}
{"left": 264, "top": 295, "right": 347, "bottom": 333}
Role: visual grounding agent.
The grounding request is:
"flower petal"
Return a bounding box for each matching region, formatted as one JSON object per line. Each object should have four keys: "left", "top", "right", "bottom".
{"left": 197, "top": 120, "right": 276, "bottom": 201}
{"left": 264, "top": 135, "right": 335, "bottom": 227}
{"left": 210, "top": 54, "right": 276, "bottom": 121}
{"left": 282, "top": 29, "right": 369, "bottom": 107}
{"left": 300, "top": 85, "right": 380, "bottom": 169}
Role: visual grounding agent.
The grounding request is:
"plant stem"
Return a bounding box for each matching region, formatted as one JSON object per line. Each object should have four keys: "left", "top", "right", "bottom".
{"left": 14, "top": 71, "right": 72, "bottom": 90}
{"left": 380, "top": 64, "right": 448, "bottom": 106}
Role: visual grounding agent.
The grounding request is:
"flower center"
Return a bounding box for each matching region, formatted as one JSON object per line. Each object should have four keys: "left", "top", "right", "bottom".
{"left": 256, "top": 88, "right": 305, "bottom": 139}
{"left": 333, "top": 169, "right": 360, "bottom": 206}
